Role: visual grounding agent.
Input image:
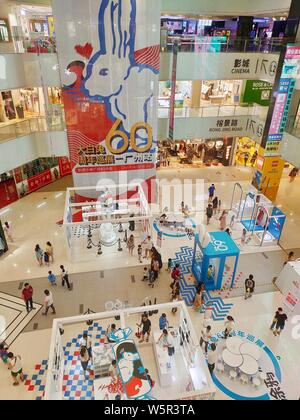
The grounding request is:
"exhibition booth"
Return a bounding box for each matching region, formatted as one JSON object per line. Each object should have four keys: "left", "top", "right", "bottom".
{"left": 192, "top": 231, "right": 240, "bottom": 291}
{"left": 63, "top": 184, "right": 153, "bottom": 262}
{"left": 230, "top": 184, "right": 286, "bottom": 246}
{"left": 158, "top": 138, "right": 234, "bottom": 168}
{"left": 44, "top": 301, "right": 216, "bottom": 401}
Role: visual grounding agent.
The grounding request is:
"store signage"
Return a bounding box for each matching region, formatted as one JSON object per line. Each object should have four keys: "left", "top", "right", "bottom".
{"left": 58, "top": 157, "right": 72, "bottom": 177}
{"left": 231, "top": 57, "right": 277, "bottom": 78}
{"left": 28, "top": 170, "right": 52, "bottom": 193}
{"left": 243, "top": 80, "right": 273, "bottom": 106}
{"left": 52, "top": 0, "right": 160, "bottom": 201}
{"left": 172, "top": 115, "right": 265, "bottom": 143}
{"left": 265, "top": 134, "right": 283, "bottom": 157}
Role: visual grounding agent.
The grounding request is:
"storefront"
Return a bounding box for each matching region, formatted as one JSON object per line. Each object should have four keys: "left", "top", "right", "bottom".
{"left": 0, "top": 87, "right": 45, "bottom": 124}
{"left": 13, "top": 156, "right": 71, "bottom": 198}
{"left": 158, "top": 79, "right": 244, "bottom": 111}
{"left": 158, "top": 138, "right": 234, "bottom": 169}
{"left": 234, "top": 137, "right": 259, "bottom": 167}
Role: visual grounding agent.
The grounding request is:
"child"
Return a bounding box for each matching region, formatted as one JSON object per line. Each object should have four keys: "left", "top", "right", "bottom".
{"left": 48, "top": 271, "right": 57, "bottom": 286}
{"left": 137, "top": 245, "right": 143, "bottom": 263}
{"left": 142, "top": 267, "right": 148, "bottom": 282}
{"left": 44, "top": 252, "right": 50, "bottom": 267}
{"left": 241, "top": 228, "right": 247, "bottom": 246}
{"left": 0, "top": 342, "right": 9, "bottom": 365}
{"left": 166, "top": 258, "right": 172, "bottom": 272}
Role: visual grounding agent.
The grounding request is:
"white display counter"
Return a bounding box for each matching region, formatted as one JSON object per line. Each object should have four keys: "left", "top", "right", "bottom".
{"left": 92, "top": 344, "right": 113, "bottom": 378}
{"left": 276, "top": 261, "right": 300, "bottom": 313}
{"left": 153, "top": 330, "right": 180, "bottom": 388}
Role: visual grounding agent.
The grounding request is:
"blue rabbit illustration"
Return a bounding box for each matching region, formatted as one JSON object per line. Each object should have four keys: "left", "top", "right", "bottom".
{"left": 84, "top": 0, "right": 159, "bottom": 148}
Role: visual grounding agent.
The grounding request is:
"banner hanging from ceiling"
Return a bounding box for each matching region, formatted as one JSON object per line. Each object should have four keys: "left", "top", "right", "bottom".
{"left": 52, "top": 0, "right": 161, "bottom": 201}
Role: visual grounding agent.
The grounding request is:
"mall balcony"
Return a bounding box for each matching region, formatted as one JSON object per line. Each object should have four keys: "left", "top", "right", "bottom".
{"left": 281, "top": 116, "right": 300, "bottom": 168}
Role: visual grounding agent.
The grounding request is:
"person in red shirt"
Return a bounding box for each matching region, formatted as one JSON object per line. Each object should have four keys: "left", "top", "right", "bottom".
{"left": 22, "top": 283, "right": 34, "bottom": 313}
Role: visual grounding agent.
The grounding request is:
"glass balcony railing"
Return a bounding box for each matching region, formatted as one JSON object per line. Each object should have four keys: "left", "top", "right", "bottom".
{"left": 158, "top": 103, "right": 268, "bottom": 120}
{"left": 285, "top": 115, "right": 300, "bottom": 139}
{"left": 0, "top": 33, "right": 57, "bottom": 54}
{"left": 161, "top": 37, "right": 291, "bottom": 54}
{"left": 0, "top": 113, "right": 66, "bottom": 143}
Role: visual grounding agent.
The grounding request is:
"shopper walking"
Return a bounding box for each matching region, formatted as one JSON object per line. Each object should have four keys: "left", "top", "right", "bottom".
{"left": 271, "top": 308, "right": 288, "bottom": 337}
{"left": 207, "top": 343, "right": 217, "bottom": 376}
{"left": 42, "top": 290, "right": 56, "bottom": 315}
{"left": 157, "top": 329, "right": 175, "bottom": 356}
{"left": 21, "top": 283, "right": 34, "bottom": 313}
{"left": 200, "top": 325, "right": 212, "bottom": 354}
{"left": 206, "top": 204, "right": 213, "bottom": 225}
{"left": 46, "top": 242, "right": 54, "bottom": 263}
{"left": 289, "top": 167, "right": 299, "bottom": 183}
{"left": 4, "top": 222, "right": 13, "bottom": 242}
{"left": 245, "top": 275, "right": 255, "bottom": 300}
{"left": 284, "top": 251, "right": 295, "bottom": 266}
{"left": 48, "top": 271, "right": 57, "bottom": 286}
{"left": 142, "top": 235, "right": 153, "bottom": 259}
{"left": 137, "top": 314, "right": 151, "bottom": 343}
{"left": 241, "top": 228, "right": 247, "bottom": 246}
{"left": 137, "top": 244, "right": 143, "bottom": 263}
{"left": 44, "top": 251, "right": 50, "bottom": 267}
{"left": 35, "top": 244, "right": 44, "bottom": 266}
{"left": 79, "top": 333, "right": 93, "bottom": 359}
{"left": 224, "top": 316, "right": 235, "bottom": 339}
{"left": 219, "top": 210, "right": 228, "bottom": 231}
{"left": 60, "top": 265, "right": 71, "bottom": 290}
{"left": 159, "top": 313, "right": 169, "bottom": 331}
{"left": 127, "top": 235, "right": 135, "bottom": 256}
{"left": 109, "top": 360, "right": 119, "bottom": 381}
{"left": 80, "top": 346, "right": 91, "bottom": 379}
{"left": 212, "top": 197, "right": 218, "bottom": 215}
{"left": 208, "top": 184, "right": 216, "bottom": 203}
{"left": 0, "top": 342, "right": 9, "bottom": 365}
{"left": 7, "top": 353, "right": 25, "bottom": 386}
{"left": 270, "top": 308, "right": 281, "bottom": 331}
{"left": 193, "top": 289, "right": 204, "bottom": 312}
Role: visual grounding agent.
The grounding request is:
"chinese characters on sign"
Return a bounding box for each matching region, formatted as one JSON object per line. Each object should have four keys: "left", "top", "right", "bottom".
{"left": 265, "top": 372, "right": 287, "bottom": 401}
{"left": 231, "top": 58, "right": 277, "bottom": 77}
{"left": 209, "top": 118, "right": 242, "bottom": 133}
{"left": 28, "top": 170, "right": 52, "bottom": 193}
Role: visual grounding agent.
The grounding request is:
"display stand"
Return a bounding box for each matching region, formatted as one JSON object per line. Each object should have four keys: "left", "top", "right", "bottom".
{"left": 192, "top": 231, "right": 240, "bottom": 290}
{"left": 276, "top": 261, "right": 300, "bottom": 314}
{"left": 44, "top": 302, "right": 215, "bottom": 401}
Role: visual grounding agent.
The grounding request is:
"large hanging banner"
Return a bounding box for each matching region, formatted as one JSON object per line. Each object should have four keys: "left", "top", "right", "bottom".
{"left": 52, "top": 0, "right": 161, "bottom": 201}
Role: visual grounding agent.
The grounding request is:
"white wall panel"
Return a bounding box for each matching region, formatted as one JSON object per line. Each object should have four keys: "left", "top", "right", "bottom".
{"left": 0, "top": 54, "right": 60, "bottom": 90}
{"left": 0, "top": 131, "right": 69, "bottom": 173}
{"left": 160, "top": 52, "right": 279, "bottom": 82}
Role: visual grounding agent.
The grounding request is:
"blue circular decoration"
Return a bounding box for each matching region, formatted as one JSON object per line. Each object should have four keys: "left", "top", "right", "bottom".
{"left": 211, "top": 331, "right": 282, "bottom": 401}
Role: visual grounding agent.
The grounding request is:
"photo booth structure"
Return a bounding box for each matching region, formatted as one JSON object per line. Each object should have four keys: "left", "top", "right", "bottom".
{"left": 192, "top": 231, "right": 240, "bottom": 291}
{"left": 63, "top": 184, "right": 153, "bottom": 262}
{"left": 44, "top": 302, "right": 215, "bottom": 401}
{"left": 230, "top": 183, "right": 286, "bottom": 246}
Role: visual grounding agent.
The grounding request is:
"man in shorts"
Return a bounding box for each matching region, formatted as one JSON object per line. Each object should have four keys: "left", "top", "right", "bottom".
{"left": 138, "top": 314, "right": 152, "bottom": 343}
{"left": 7, "top": 352, "right": 24, "bottom": 386}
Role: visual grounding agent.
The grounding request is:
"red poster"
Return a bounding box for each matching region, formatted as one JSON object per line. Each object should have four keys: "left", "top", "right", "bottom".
{"left": 14, "top": 167, "right": 23, "bottom": 184}
{"left": 28, "top": 170, "right": 53, "bottom": 193}
{"left": 58, "top": 157, "right": 72, "bottom": 177}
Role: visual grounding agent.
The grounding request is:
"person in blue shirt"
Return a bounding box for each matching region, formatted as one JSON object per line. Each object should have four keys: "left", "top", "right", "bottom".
{"left": 208, "top": 184, "right": 216, "bottom": 203}
{"left": 159, "top": 313, "right": 169, "bottom": 331}
{"left": 48, "top": 271, "right": 57, "bottom": 286}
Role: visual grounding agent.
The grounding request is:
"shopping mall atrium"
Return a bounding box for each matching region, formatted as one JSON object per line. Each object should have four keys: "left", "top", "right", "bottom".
{"left": 0, "top": 0, "right": 300, "bottom": 403}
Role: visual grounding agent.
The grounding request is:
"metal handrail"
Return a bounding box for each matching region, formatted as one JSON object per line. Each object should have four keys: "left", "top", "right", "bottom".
{"left": 161, "top": 36, "right": 291, "bottom": 54}
{"left": 157, "top": 103, "right": 268, "bottom": 119}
